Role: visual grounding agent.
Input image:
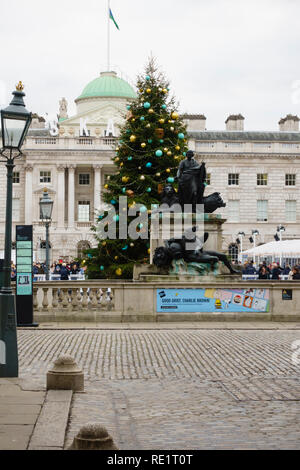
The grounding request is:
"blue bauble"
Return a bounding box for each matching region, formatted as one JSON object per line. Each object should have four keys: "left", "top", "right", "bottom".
{"left": 146, "top": 162, "right": 152, "bottom": 168}
{"left": 144, "top": 102, "right": 151, "bottom": 109}
{"left": 156, "top": 150, "right": 163, "bottom": 157}
{"left": 167, "top": 177, "right": 175, "bottom": 183}
{"left": 178, "top": 133, "right": 185, "bottom": 140}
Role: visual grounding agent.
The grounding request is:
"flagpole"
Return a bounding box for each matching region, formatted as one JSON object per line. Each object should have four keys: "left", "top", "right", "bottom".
{"left": 107, "top": 0, "right": 110, "bottom": 71}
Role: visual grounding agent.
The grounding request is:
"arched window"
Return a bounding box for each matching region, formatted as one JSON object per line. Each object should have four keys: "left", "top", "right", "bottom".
{"left": 228, "top": 243, "right": 239, "bottom": 263}
{"left": 77, "top": 241, "right": 91, "bottom": 259}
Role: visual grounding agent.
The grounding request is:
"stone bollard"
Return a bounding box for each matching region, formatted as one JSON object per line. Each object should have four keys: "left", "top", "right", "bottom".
{"left": 47, "top": 355, "right": 84, "bottom": 391}
{"left": 69, "top": 424, "right": 119, "bottom": 450}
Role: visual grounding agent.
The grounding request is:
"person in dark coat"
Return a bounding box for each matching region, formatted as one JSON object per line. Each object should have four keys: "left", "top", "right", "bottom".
{"left": 271, "top": 262, "right": 282, "bottom": 280}
{"left": 258, "top": 266, "right": 270, "bottom": 280}
{"left": 60, "top": 263, "right": 69, "bottom": 281}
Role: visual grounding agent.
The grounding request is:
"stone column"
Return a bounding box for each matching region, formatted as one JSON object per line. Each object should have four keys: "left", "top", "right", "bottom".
{"left": 57, "top": 165, "right": 65, "bottom": 228}
{"left": 25, "top": 165, "right": 33, "bottom": 225}
{"left": 93, "top": 165, "right": 102, "bottom": 218}
{"left": 68, "top": 165, "right": 76, "bottom": 229}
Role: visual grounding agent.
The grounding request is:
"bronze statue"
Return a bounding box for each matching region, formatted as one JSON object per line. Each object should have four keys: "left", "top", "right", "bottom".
{"left": 153, "top": 226, "right": 239, "bottom": 275}
{"left": 177, "top": 150, "right": 206, "bottom": 212}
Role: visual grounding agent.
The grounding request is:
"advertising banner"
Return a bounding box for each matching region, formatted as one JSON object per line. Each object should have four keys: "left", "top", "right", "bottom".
{"left": 157, "top": 288, "right": 270, "bottom": 313}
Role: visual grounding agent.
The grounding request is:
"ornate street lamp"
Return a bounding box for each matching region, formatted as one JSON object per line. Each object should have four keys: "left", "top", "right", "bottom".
{"left": 39, "top": 190, "right": 54, "bottom": 280}
{"left": 0, "top": 82, "right": 32, "bottom": 377}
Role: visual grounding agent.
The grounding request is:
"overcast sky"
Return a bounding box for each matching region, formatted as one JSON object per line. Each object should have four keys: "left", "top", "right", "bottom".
{"left": 1, "top": 0, "right": 300, "bottom": 131}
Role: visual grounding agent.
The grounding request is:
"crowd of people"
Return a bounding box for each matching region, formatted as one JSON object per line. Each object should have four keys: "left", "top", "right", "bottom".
{"left": 242, "top": 260, "right": 300, "bottom": 280}
{"left": 10, "top": 260, "right": 86, "bottom": 281}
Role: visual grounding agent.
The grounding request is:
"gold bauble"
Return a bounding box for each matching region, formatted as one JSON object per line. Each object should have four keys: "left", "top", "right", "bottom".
{"left": 148, "top": 248, "right": 151, "bottom": 254}
{"left": 130, "top": 243, "right": 134, "bottom": 247}
{"left": 102, "top": 242, "right": 107, "bottom": 246}
{"left": 166, "top": 168, "right": 171, "bottom": 173}
{"left": 146, "top": 88, "right": 151, "bottom": 93}
{"left": 140, "top": 175, "right": 145, "bottom": 180}
{"left": 104, "top": 184, "right": 109, "bottom": 189}
{"left": 130, "top": 135, "right": 136, "bottom": 142}
{"left": 120, "top": 162, "right": 124, "bottom": 167}
{"left": 156, "top": 172, "right": 161, "bottom": 177}
{"left": 140, "top": 88, "right": 143, "bottom": 92}
{"left": 170, "top": 127, "right": 175, "bottom": 131}
{"left": 115, "top": 157, "right": 120, "bottom": 162}
{"left": 163, "top": 148, "right": 168, "bottom": 152}
{"left": 122, "top": 176, "right": 129, "bottom": 183}
{"left": 148, "top": 109, "right": 154, "bottom": 114}
{"left": 131, "top": 118, "right": 136, "bottom": 122}
{"left": 141, "top": 143, "right": 146, "bottom": 148}
{"left": 146, "top": 123, "right": 151, "bottom": 128}
{"left": 171, "top": 112, "right": 179, "bottom": 120}
{"left": 116, "top": 147, "right": 120, "bottom": 151}
{"left": 116, "top": 268, "right": 122, "bottom": 276}
{"left": 159, "top": 119, "right": 165, "bottom": 124}
{"left": 162, "top": 88, "right": 168, "bottom": 94}
{"left": 175, "top": 145, "right": 180, "bottom": 151}
{"left": 167, "top": 151, "right": 172, "bottom": 156}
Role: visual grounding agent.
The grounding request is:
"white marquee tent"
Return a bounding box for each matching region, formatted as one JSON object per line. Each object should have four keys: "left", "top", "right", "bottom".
{"left": 242, "top": 239, "right": 300, "bottom": 259}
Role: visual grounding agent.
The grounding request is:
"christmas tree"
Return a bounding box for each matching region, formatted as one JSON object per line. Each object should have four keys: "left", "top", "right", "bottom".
{"left": 86, "top": 58, "right": 188, "bottom": 279}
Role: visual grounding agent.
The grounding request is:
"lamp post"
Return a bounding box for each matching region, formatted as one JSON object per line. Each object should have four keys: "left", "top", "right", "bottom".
{"left": 0, "top": 82, "right": 32, "bottom": 377}
{"left": 39, "top": 190, "right": 54, "bottom": 281}
{"left": 276, "top": 225, "right": 285, "bottom": 266}
{"left": 250, "top": 230, "right": 259, "bottom": 266}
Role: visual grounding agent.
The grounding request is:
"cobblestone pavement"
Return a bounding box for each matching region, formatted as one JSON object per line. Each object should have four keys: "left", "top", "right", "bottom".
{"left": 18, "top": 329, "right": 300, "bottom": 449}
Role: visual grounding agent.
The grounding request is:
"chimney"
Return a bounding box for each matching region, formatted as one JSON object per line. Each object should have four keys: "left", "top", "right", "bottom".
{"left": 182, "top": 114, "right": 206, "bottom": 131}
{"left": 225, "top": 114, "right": 245, "bottom": 131}
{"left": 279, "top": 114, "right": 300, "bottom": 132}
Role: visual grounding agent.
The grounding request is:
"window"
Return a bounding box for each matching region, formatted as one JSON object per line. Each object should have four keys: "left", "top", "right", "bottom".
{"left": 205, "top": 173, "right": 211, "bottom": 185}
{"left": 227, "top": 200, "right": 240, "bottom": 222}
{"left": 228, "top": 173, "right": 239, "bottom": 186}
{"left": 228, "top": 243, "right": 239, "bottom": 263}
{"left": 13, "top": 172, "right": 20, "bottom": 184}
{"left": 78, "top": 201, "right": 90, "bottom": 222}
{"left": 40, "top": 171, "right": 51, "bottom": 183}
{"left": 257, "top": 200, "right": 268, "bottom": 222}
{"left": 257, "top": 174, "right": 268, "bottom": 186}
{"left": 12, "top": 198, "right": 20, "bottom": 221}
{"left": 285, "top": 174, "right": 296, "bottom": 186}
{"left": 79, "top": 174, "right": 90, "bottom": 185}
{"left": 286, "top": 200, "right": 297, "bottom": 222}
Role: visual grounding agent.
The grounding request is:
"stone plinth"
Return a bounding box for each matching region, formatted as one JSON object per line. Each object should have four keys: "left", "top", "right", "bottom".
{"left": 47, "top": 356, "right": 84, "bottom": 391}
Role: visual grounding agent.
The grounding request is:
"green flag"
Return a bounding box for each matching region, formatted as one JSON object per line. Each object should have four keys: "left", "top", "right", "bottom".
{"left": 109, "top": 8, "right": 120, "bottom": 30}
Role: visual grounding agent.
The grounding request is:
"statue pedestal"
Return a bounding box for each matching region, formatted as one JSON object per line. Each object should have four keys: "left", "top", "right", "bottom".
{"left": 149, "top": 213, "right": 226, "bottom": 263}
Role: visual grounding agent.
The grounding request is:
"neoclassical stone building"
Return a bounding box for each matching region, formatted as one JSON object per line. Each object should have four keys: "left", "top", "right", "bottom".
{"left": 1, "top": 71, "right": 300, "bottom": 263}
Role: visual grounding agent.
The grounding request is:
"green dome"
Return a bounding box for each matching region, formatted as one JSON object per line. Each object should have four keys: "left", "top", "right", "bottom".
{"left": 76, "top": 71, "right": 137, "bottom": 101}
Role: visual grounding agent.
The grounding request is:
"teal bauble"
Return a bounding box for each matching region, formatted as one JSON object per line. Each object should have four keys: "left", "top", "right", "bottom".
{"left": 100, "top": 266, "right": 104, "bottom": 271}
{"left": 146, "top": 162, "right": 152, "bottom": 168}
{"left": 113, "top": 215, "right": 119, "bottom": 222}
{"left": 122, "top": 245, "right": 128, "bottom": 251}
{"left": 183, "top": 152, "right": 186, "bottom": 157}
{"left": 138, "top": 223, "right": 144, "bottom": 229}
{"left": 159, "top": 139, "right": 164, "bottom": 143}
{"left": 144, "top": 102, "right": 151, "bottom": 109}
{"left": 178, "top": 133, "right": 185, "bottom": 140}
{"left": 146, "top": 187, "right": 152, "bottom": 193}
{"left": 146, "top": 75, "right": 150, "bottom": 81}
{"left": 111, "top": 199, "right": 117, "bottom": 205}
{"left": 126, "top": 105, "right": 131, "bottom": 110}
{"left": 140, "top": 206, "right": 147, "bottom": 213}
{"left": 140, "top": 116, "right": 145, "bottom": 121}
{"left": 162, "top": 104, "right": 167, "bottom": 109}
{"left": 128, "top": 156, "right": 133, "bottom": 161}
{"left": 167, "top": 177, "right": 175, "bottom": 183}
{"left": 148, "top": 139, "right": 153, "bottom": 143}
{"left": 156, "top": 150, "right": 163, "bottom": 157}
{"left": 122, "top": 188, "right": 126, "bottom": 194}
